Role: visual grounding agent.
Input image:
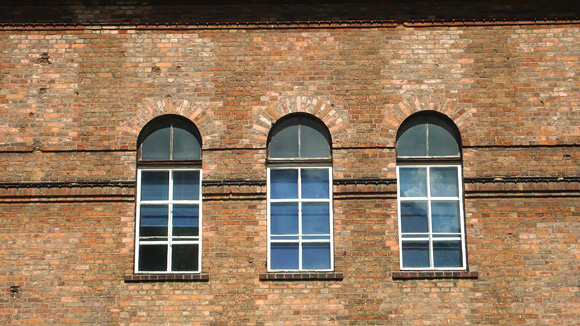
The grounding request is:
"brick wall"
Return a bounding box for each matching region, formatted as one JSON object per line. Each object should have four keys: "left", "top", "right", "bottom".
{"left": 0, "top": 5, "right": 579, "bottom": 325}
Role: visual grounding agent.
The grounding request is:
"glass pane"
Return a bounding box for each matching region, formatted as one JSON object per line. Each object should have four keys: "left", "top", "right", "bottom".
{"left": 431, "top": 201, "right": 460, "bottom": 234}
{"left": 271, "top": 235, "right": 299, "bottom": 241}
{"left": 400, "top": 201, "right": 428, "bottom": 233}
{"left": 302, "top": 235, "right": 331, "bottom": 240}
{"left": 139, "top": 205, "right": 168, "bottom": 238}
{"left": 172, "top": 244, "right": 199, "bottom": 272}
{"left": 139, "top": 244, "right": 168, "bottom": 271}
{"left": 302, "top": 243, "right": 331, "bottom": 270}
{"left": 141, "top": 121, "right": 171, "bottom": 160}
{"left": 302, "top": 203, "right": 330, "bottom": 234}
{"left": 433, "top": 241, "right": 463, "bottom": 268}
{"left": 402, "top": 241, "right": 429, "bottom": 268}
{"left": 301, "top": 169, "right": 329, "bottom": 199}
{"left": 300, "top": 117, "right": 331, "bottom": 158}
{"left": 270, "top": 169, "right": 298, "bottom": 199}
{"left": 173, "top": 119, "right": 201, "bottom": 160}
{"left": 173, "top": 205, "right": 199, "bottom": 237}
{"left": 173, "top": 171, "right": 200, "bottom": 201}
{"left": 397, "top": 115, "right": 427, "bottom": 157}
{"left": 269, "top": 117, "right": 299, "bottom": 158}
{"left": 141, "top": 171, "right": 169, "bottom": 201}
{"left": 428, "top": 115, "right": 459, "bottom": 156}
{"left": 430, "top": 167, "right": 459, "bottom": 197}
{"left": 402, "top": 234, "right": 429, "bottom": 239}
{"left": 271, "top": 203, "right": 299, "bottom": 235}
{"left": 271, "top": 243, "right": 299, "bottom": 270}
{"left": 399, "top": 167, "right": 427, "bottom": 197}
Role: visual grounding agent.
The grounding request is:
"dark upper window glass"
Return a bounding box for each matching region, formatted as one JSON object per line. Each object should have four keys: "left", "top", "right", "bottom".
{"left": 139, "top": 116, "right": 202, "bottom": 161}
{"left": 396, "top": 112, "right": 460, "bottom": 158}
{"left": 268, "top": 115, "right": 331, "bottom": 160}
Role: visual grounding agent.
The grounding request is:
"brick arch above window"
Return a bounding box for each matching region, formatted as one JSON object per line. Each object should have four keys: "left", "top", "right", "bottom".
{"left": 251, "top": 96, "right": 351, "bottom": 148}
{"left": 121, "top": 99, "right": 223, "bottom": 149}
{"left": 383, "top": 92, "right": 476, "bottom": 148}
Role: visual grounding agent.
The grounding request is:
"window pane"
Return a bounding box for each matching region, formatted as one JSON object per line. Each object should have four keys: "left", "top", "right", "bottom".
{"left": 271, "top": 235, "right": 299, "bottom": 241}
{"left": 141, "top": 171, "right": 169, "bottom": 201}
{"left": 402, "top": 241, "right": 429, "bottom": 268}
{"left": 173, "top": 171, "right": 200, "bottom": 201}
{"left": 430, "top": 167, "right": 459, "bottom": 197}
{"left": 397, "top": 115, "right": 427, "bottom": 157}
{"left": 271, "top": 203, "right": 299, "bottom": 235}
{"left": 302, "top": 243, "right": 331, "bottom": 270}
{"left": 301, "top": 169, "right": 329, "bottom": 199}
{"left": 269, "top": 117, "right": 299, "bottom": 158}
{"left": 141, "top": 122, "right": 171, "bottom": 160}
{"left": 270, "top": 169, "right": 298, "bottom": 199}
{"left": 271, "top": 243, "right": 299, "bottom": 270}
{"left": 433, "top": 241, "right": 462, "bottom": 268}
{"left": 399, "top": 167, "right": 427, "bottom": 197}
{"left": 139, "top": 244, "right": 168, "bottom": 271}
{"left": 173, "top": 204, "right": 199, "bottom": 237}
{"left": 302, "top": 203, "right": 330, "bottom": 234}
{"left": 172, "top": 119, "right": 201, "bottom": 160}
{"left": 172, "top": 244, "right": 199, "bottom": 272}
{"left": 428, "top": 115, "right": 459, "bottom": 156}
{"left": 300, "top": 117, "right": 331, "bottom": 158}
{"left": 400, "top": 201, "right": 428, "bottom": 233}
{"left": 431, "top": 201, "right": 460, "bottom": 234}
{"left": 139, "top": 205, "right": 168, "bottom": 238}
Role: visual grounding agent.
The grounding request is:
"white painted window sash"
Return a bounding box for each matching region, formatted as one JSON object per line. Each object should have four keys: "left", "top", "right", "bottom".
{"left": 267, "top": 167, "right": 334, "bottom": 272}
{"left": 135, "top": 168, "right": 202, "bottom": 273}
{"left": 397, "top": 165, "right": 466, "bottom": 271}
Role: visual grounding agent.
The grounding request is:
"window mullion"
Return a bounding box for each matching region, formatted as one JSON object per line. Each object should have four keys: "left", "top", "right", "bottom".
{"left": 427, "top": 166, "right": 434, "bottom": 269}
{"left": 167, "top": 169, "right": 174, "bottom": 272}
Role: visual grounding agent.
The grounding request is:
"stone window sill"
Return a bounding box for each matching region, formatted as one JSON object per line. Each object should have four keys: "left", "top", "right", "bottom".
{"left": 124, "top": 273, "right": 209, "bottom": 283}
{"left": 259, "top": 272, "right": 343, "bottom": 281}
{"left": 392, "top": 271, "right": 478, "bottom": 280}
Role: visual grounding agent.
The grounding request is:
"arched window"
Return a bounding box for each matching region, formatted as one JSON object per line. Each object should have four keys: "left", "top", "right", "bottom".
{"left": 266, "top": 114, "right": 333, "bottom": 271}
{"left": 396, "top": 112, "right": 466, "bottom": 270}
{"left": 135, "top": 115, "right": 202, "bottom": 273}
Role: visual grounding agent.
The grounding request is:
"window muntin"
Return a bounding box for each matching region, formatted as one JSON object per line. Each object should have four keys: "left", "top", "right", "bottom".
{"left": 136, "top": 169, "right": 202, "bottom": 273}
{"left": 267, "top": 167, "right": 333, "bottom": 271}
{"left": 397, "top": 165, "right": 465, "bottom": 270}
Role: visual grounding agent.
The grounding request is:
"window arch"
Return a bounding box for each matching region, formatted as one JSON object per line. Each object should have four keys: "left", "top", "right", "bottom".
{"left": 135, "top": 115, "right": 202, "bottom": 273}
{"left": 396, "top": 112, "right": 460, "bottom": 159}
{"left": 266, "top": 114, "right": 333, "bottom": 272}
{"left": 268, "top": 114, "right": 331, "bottom": 160}
{"left": 396, "top": 111, "right": 466, "bottom": 270}
{"left": 138, "top": 115, "right": 202, "bottom": 162}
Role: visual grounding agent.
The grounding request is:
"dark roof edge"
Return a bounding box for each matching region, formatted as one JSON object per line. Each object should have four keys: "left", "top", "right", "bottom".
{"left": 1, "top": 18, "right": 580, "bottom": 30}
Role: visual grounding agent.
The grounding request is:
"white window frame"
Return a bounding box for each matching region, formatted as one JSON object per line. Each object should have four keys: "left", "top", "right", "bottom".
{"left": 135, "top": 168, "right": 202, "bottom": 273}
{"left": 267, "top": 166, "right": 334, "bottom": 272}
{"left": 396, "top": 164, "right": 466, "bottom": 270}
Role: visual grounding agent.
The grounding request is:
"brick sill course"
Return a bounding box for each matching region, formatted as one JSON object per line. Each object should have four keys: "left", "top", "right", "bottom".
{"left": 124, "top": 273, "right": 209, "bottom": 283}
{"left": 259, "top": 272, "right": 343, "bottom": 281}
{"left": 392, "top": 271, "right": 478, "bottom": 280}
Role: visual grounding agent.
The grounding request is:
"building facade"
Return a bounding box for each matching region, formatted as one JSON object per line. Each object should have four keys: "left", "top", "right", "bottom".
{"left": 1, "top": 1, "right": 579, "bottom": 325}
